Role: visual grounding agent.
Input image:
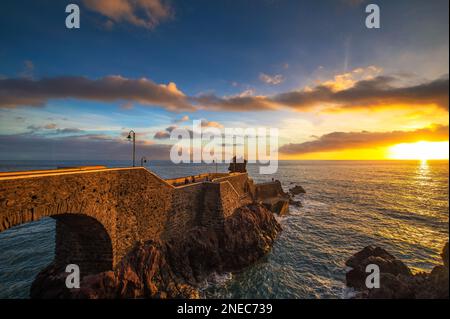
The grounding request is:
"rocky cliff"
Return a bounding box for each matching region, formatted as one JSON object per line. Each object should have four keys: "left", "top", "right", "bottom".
{"left": 31, "top": 204, "right": 281, "bottom": 299}
{"left": 345, "top": 242, "right": 449, "bottom": 299}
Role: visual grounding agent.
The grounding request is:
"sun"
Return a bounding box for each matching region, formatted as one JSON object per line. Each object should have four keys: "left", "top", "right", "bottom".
{"left": 388, "top": 141, "right": 449, "bottom": 160}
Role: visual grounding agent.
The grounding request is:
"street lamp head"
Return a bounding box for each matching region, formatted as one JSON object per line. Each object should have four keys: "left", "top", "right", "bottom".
{"left": 127, "top": 130, "right": 135, "bottom": 140}
{"left": 127, "top": 129, "right": 136, "bottom": 167}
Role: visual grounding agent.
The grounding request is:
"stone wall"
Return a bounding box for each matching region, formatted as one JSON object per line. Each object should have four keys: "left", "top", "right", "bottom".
{"left": 199, "top": 182, "right": 223, "bottom": 230}
{"left": 0, "top": 168, "right": 174, "bottom": 267}
{"left": 219, "top": 181, "right": 249, "bottom": 218}
{"left": 212, "top": 173, "right": 249, "bottom": 197}
{"left": 163, "top": 182, "right": 204, "bottom": 239}
{"left": 0, "top": 168, "right": 255, "bottom": 275}
{"left": 254, "top": 180, "right": 285, "bottom": 200}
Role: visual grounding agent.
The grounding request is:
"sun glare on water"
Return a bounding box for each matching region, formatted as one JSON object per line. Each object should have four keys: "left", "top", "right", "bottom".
{"left": 388, "top": 141, "right": 449, "bottom": 160}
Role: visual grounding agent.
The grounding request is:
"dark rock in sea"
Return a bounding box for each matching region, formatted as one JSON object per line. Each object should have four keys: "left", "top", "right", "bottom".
{"left": 289, "top": 185, "right": 306, "bottom": 195}
{"left": 345, "top": 242, "right": 449, "bottom": 299}
{"left": 262, "top": 198, "right": 290, "bottom": 216}
{"left": 31, "top": 264, "right": 74, "bottom": 299}
{"left": 289, "top": 198, "right": 303, "bottom": 208}
{"left": 31, "top": 204, "right": 281, "bottom": 299}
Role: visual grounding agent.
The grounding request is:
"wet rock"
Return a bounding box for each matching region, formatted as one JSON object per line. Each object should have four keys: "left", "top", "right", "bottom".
{"left": 31, "top": 204, "right": 281, "bottom": 299}
{"left": 289, "top": 185, "right": 306, "bottom": 195}
{"left": 418, "top": 265, "right": 449, "bottom": 299}
{"left": 262, "top": 198, "right": 290, "bottom": 216}
{"left": 167, "top": 204, "right": 282, "bottom": 281}
{"left": 289, "top": 198, "right": 303, "bottom": 208}
{"left": 345, "top": 246, "right": 412, "bottom": 287}
{"left": 31, "top": 264, "right": 73, "bottom": 299}
{"left": 345, "top": 242, "right": 449, "bottom": 299}
{"left": 367, "top": 273, "right": 415, "bottom": 299}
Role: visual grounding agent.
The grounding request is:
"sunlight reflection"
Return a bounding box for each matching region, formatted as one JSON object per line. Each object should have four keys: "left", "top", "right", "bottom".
{"left": 420, "top": 159, "right": 429, "bottom": 170}
{"left": 416, "top": 159, "right": 430, "bottom": 183}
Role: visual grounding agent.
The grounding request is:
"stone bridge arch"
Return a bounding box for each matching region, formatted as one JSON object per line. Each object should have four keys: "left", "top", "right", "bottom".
{"left": 52, "top": 213, "right": 114, "bottom": 275}
{"left": 26, "top": 213, "right": 115, "bottom": 299}
{"left": 0, "top": 167, "right": 175, "bottom": 271}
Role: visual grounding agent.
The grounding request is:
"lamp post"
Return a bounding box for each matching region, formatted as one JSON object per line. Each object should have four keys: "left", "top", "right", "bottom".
{"left": 127, "top": 130, "right": 136, "bottom": 167}
{"left": 213, "top": 159, "right": 217, "bottom": 173}
{"left": 140, "top": 156, "right": 147, "bottom": 167}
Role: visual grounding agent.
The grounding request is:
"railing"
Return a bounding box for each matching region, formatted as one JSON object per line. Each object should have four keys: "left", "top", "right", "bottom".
{"left": 165, "top": 173, "right": 229, "bottom": 187}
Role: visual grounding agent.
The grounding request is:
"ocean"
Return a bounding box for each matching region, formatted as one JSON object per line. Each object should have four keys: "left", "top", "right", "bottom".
{"left": 0, "top": 160, "right": 448, "bottom": 299}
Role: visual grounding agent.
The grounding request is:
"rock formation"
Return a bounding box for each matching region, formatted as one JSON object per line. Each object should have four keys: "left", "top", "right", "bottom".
{"left": 254, "top": 180, "right": 294, "bottom": 216}
{"left": 345, "top": 242, "right": 449, "bottom": 299}
{"left": 31, "top": 204, "right": 281, "bottom": 299}
{"left": 289, "top": 185, "right": 306, "bottom": 195}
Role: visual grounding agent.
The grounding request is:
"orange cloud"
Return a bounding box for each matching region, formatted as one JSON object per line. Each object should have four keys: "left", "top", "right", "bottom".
{"left": 0, "top": 75, "right": 192, "bottom": 111}
{"left": 1, "top": 72, "right": 448, "bottom": 114}
{"left": 83, "top": 0, "right": 173, "bottom": 29}
{"left": 200, "top": 119, "right": 223, "bottom": 128}
{"left": 273, "top": 75, "right": 449, "bottom": 112}
{"left": 279, "top": 124, "right": 449, "bottom": 155}
{"left": 321, "top": 66, "right": 382, "bottom": 91}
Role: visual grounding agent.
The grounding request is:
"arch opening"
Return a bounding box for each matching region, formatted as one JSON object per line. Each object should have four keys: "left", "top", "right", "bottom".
{"left": 51, "top": 214, "right": 113, "bottom": 276}
{"left": 0, "top": 213, "right": 114, "bottom": 298}
{"left": 28, "top": 214, "right": 114, "bottom": 298}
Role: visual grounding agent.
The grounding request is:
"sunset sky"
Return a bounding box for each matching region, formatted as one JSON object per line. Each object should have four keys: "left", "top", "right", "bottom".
{"left": 0, "top": 0, "right": 448, "bottom": 160}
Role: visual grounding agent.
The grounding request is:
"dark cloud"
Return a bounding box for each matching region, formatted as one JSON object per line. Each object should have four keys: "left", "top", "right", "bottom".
{"left": 154, "top": 121, "right": 221, "bottom": 140}
{"left": 25, "top": 123, "right": 83, "bottom": 135}
{"left": 273, "top": 75, "right": 449, "bottom": 112}
{"left": 193, "top": 94, "right": 277, "bottom": 111}
{"left": 165, "top": 125, "right": 177, "bottom": 133}
{"left": 0, "top": 76, "right": 192, "bottom": 111}
{"left": 154, "top": 125, "right": 178, "bottom": 139}
{"left": 154, "top": 124, "right": 196, "bottom": 140}
{"left": 1, "top": 74, "right": 447, "bottom": 113}
{"left": 154, "top": 131, "right": 171, "bottom": 139}
{"left": 195, "top": 75, "right": 449, "bottom": 112}
{"left": 279, "top": 124, "right": 449, "bottom": 154}
{"left": 0, "top": 134, "right": 172, "bottom": 160}
{"left": 83, "top": 0, "right": 173, "bottom": 30}
{"left": 55, "top": 128, "right": 84, "bottom": 134}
